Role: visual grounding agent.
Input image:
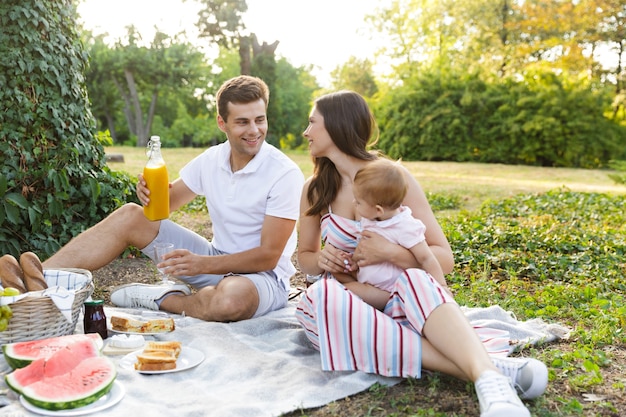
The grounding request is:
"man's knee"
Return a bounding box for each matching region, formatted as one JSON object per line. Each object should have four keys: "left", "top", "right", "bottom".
{"left": 202, "top": 285, "right": 257, "bottom": 321}
{"left": 108, "top": 203, "right": 159, "bottom": 246}
{"left": 109, "top": 203, "right": 148, "bottom": 228}
{"left": 215, "top": 293, "right": 257, "bottom": 321}
{"left": 115, "top": 202, "right": 143, "bottom": 219}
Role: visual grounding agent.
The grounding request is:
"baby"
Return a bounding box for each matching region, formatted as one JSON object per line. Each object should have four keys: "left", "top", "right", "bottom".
{"left": 352, "top": 158, "right": 446, "bottom": 292}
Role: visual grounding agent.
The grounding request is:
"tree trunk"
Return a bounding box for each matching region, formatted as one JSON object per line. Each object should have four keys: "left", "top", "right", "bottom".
{"left": 140, "top": 90, "right": 158, "bottom": 147}
{"left": 104, "top": 111, "right": 118, "bottom": 142}
{"left": 252, "top": 34, "right": 279, "bottom": 58}
{"left": 239, "top": 35, "right": 251, "bottom": 75}
{"left": 112, "top": 77, "right": 136, "bottom": 137}
{"left": 124, "top": 69, "right": 148, "bottom": 146}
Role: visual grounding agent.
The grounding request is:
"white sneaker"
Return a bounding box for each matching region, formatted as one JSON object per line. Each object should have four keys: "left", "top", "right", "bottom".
{"left": 110, "top": 283, "right": 191, "bottom": 310}
{"left": 492, "top": 356, "right": 548, "bottom": 399}
{"left": 475, "top": 370, "right": 531, "bottom": 417}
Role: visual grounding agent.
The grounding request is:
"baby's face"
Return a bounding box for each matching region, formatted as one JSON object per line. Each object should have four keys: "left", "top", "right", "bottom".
{"left": 353, "top": 192, "right": 378, "bottom": 221}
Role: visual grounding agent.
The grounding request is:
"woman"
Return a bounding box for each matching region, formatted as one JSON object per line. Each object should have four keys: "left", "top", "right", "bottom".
{"left": 295, "top": 91, "right": 547, "bottom": 417}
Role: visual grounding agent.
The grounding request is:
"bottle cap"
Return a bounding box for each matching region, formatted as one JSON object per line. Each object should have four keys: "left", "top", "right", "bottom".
{"left": 146, "top": 136, "right": 161, "bottom": 157}
{"left": 84, "top": 299, "right": 104, "bottom": 306}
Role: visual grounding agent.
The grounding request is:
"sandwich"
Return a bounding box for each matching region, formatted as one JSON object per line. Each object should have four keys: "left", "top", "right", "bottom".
{"left": 143, "top": 340, "right": 182, "bottom": 357}
{"left": 110, "top": 316, "right": 175, "bottom": 333}
{"left": 134, "top": 350, "right": 177, "bottom": 371}
{"left": 134, "top": 340, "right": 182, "bottom": 371}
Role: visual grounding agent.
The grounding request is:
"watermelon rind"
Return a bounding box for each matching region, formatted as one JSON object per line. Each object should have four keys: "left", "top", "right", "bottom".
{"left": 18, "top": 356, "right": 117, "bottom": 411}
{"left": 3, "top": 333, "right": 103, "bottom": 369}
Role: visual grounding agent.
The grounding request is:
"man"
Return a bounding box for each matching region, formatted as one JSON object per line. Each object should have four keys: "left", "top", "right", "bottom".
{"left": 44, "top": 75, "right": 304, "bottom": 322}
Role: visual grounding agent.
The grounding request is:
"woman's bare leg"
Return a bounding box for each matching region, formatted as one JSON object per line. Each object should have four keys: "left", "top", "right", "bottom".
{"left": 421, "top": 303, "right": 498, "bottom": 382}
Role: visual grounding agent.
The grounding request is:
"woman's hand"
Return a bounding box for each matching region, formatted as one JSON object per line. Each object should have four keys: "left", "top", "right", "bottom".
{"left": 353, "top": 230, "right": 397, "bottom": 268}
{"left": 317, "top": 244, "right": 354, "bottom": 275}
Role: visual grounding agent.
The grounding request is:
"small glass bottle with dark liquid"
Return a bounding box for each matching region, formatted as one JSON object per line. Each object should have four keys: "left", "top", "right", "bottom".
{"left": 83, "top": 299, "right": 108, "bottom": 339}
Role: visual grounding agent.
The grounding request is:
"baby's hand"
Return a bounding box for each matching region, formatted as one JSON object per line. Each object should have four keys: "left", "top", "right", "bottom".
{"left": 341, "top": 253, "right": 356, "bottom": 273}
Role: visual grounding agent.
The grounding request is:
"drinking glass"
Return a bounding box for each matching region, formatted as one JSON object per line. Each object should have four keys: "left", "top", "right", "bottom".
{"left": 154, "top": 242, "right": 174, "bottom": 285}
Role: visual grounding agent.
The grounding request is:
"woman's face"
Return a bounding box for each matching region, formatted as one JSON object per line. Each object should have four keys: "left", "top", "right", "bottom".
{"left": 303, "top": 105, "right": 333, "bottom": 158}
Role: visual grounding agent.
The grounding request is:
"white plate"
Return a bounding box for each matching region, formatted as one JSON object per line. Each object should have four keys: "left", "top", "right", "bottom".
{"left": 109, "top": 328, "right": 173, "bottom": 336}
{"left": 118, "top": 347, "right": 205, "bottom": 374}
{"left": 20, "top": 380, "right": 125, "bottom": 416}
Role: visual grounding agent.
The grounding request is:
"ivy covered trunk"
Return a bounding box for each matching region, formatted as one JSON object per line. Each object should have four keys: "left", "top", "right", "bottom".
{"left": 0, "top": 0, "right": 134, "bottom": 259}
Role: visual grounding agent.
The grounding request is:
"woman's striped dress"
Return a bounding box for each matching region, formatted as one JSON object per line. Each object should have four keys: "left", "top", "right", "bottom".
{"left": 295, "top": 210, "right": 510, "bottom": 378}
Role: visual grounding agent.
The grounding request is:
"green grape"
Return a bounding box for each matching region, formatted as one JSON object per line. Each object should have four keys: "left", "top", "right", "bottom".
{"left": 0, "top": 305, "right": 12, "bottom": 331}
{"left": 0, "top": 305, "right": 12, "bottom": 320}
{"left": 2, "top": 287, "right": 21, "bottom": 296}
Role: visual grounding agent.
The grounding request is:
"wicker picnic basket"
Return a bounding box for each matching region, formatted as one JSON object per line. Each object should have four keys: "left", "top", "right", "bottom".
{"left": 0, "top": 268, "right": 94, "bottom": 345}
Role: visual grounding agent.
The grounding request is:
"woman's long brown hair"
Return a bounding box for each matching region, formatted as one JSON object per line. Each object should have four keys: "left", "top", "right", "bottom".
{"left": 306, "top": 91, "right": 379, "bottom": 216}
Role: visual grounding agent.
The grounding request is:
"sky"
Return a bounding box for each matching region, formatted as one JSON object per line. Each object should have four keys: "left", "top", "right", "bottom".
{"left": 77, "top": 0, "right": 384, "bottom": 86}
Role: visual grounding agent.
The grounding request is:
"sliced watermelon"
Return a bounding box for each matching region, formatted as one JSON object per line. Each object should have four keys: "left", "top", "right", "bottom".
{"left": 3, "top": 333, "right": 103, "bottom": 369}
{"left": 5, "top": 337, "right": 102, "bottom": 394}
{"left": 17, "top": 356, "right": 116, "bottom": 410}
{"left": 5, "top": 339, "right": 117, "bottom": 411}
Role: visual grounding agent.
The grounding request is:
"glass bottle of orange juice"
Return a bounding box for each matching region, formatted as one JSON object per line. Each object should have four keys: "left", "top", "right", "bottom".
{"left": 143, "top": 136, "right": 169, "bottom": 221}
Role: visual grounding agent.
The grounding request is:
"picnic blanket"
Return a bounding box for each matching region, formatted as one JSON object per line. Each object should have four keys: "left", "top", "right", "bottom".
{"left": 0, "top": 300, "right": 570, "bottom": 417}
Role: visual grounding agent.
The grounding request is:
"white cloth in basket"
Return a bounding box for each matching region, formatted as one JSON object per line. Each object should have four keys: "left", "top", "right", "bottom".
{"left": 42, "top": 269, "right": 91, "bottom": 322}
{"left": 37, "top": 270, "right": 92, "bottom": 322}
{"left": 0, "top": 269, "right": 90, "bottom": 320}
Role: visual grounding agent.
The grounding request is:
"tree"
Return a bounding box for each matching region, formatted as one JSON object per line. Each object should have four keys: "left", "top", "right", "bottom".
{"left": 365, "top": 0, "right": 476, "bottom": 79}
{"left": 194, "top": 0, "right": 250, "bottom": 73}
{"left": 273, "top": 58, "right": 319, "bottom": 150}
{"left": 84, "top": 28, "right": 209, "bottom": 146}
{"left": 330, "top": 57, "right": 379, "bottom": 97}
{"left": 84, "top": 33, "right": 123, "bottom": 141}
{"left": 0, "top": 0, "right": 135, "bottom": 258}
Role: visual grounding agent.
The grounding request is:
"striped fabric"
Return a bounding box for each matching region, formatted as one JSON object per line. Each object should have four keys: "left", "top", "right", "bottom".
{"left": 296, "top": 210, "right": 510, "bottom": 378}
{"left": 43, "top": 269, "right": 92, "bottom": 322}
{"left": 44, "top": 269, "right": 91, "bottom": 290}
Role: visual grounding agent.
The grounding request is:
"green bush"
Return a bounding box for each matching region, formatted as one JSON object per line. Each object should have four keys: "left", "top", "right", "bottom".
{"left": 0, "top": 0, "right": 135, "bottom": 259}
{"left": 375, "top": 70, "right": 626, "bottom": 168}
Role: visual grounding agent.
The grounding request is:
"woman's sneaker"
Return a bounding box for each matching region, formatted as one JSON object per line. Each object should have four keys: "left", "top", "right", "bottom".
{"left": 492, "top": 356, "right": 548, "bottom": 399}
{"left": 475, "top": 370, "right": 531, "bottom": 417}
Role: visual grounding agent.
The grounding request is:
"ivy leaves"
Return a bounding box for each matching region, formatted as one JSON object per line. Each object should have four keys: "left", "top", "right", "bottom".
{"left": 0, "top": 0, "right": 135, "bottom": 259}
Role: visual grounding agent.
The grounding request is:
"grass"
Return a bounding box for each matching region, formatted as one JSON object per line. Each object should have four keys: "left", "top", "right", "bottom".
{"left": 105, "top": 146, "right": 624, "bottom": 213}
{"left": 106, "top": 145, "right": 626, "bottom": 416}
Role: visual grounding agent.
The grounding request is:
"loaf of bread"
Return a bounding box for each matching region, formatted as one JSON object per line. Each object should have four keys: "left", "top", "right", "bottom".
{"left": 111, "top": 315, "right": 175, "bottom": 333}
{"left": 0, "top": 254, "right": 27, "bottom": 294}
{"left": 20, "top": 252, "right": 47, "bottom": 292}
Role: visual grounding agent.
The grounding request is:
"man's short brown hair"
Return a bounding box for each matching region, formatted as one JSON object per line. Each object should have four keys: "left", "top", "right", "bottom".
{"left": 216, "top": 75, "right": 270, "bottom": 121}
